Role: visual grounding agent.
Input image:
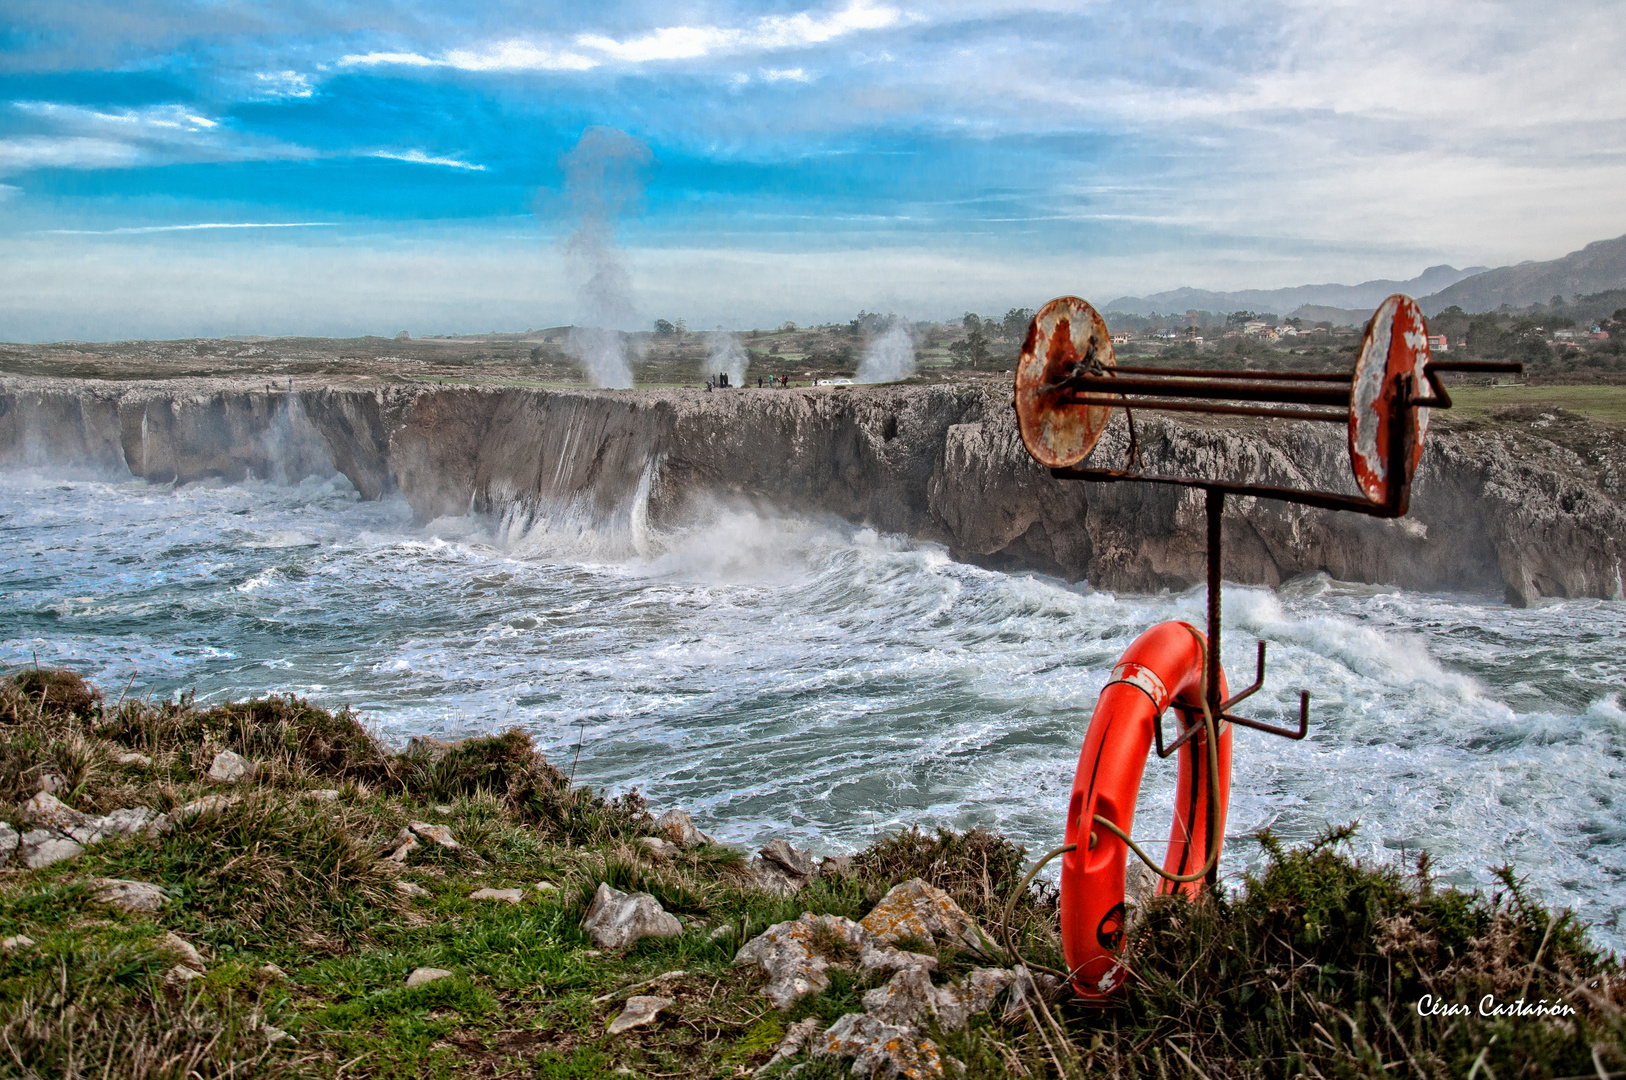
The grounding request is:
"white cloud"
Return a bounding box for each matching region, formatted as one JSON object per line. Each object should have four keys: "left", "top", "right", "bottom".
{"left": 255, "top": 71, "right": 313, "bottom": 98}
{"left": 368, "top": 149, "right": 486, "bottom": 171}
{"left": 0, "top": 136, "right": 145, "bottom": 173}
{"left": 338, "top": 1, "right": 904, "bottom": 73}
{"left": 0, "top": 183, "right": 20, "bottom": 200}
{"left": 44, "top": 222, "right": 333, "bottom": 235}
{"left": 340, "top": 42, "right": 598, "bottom": 72}
{"left": 762, "top": 68, "right": 811, "bottom": 83}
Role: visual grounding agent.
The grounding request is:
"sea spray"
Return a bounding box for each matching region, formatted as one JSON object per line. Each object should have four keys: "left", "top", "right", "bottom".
{"left": 557, "top": 127, "right": 652, "bottom": 389}
{"left": 707, "top": 330, "right": 749, "bottom": 387}
{"left": 856, "top": 320, "right": 916, "bottom": 383}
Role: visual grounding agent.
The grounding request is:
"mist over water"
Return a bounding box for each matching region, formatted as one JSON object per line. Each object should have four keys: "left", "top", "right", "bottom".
{"left": 5, "top": 469, "right": 1626, "bottom": 950}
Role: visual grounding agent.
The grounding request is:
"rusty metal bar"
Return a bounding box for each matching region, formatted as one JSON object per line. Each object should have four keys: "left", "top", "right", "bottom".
{"left": 1063, "top": 372, "right": 1351, "bottom": 406}
{"left": 1114, "top": 365, "right": 1354, "bottom": 383}
{"left": 1062, "top": 396, "right": 1347, "bottom": 423}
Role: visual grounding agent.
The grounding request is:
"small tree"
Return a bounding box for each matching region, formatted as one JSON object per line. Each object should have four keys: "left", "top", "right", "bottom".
{"left": 653, "top": 319, "right": 675, "bottom": 337}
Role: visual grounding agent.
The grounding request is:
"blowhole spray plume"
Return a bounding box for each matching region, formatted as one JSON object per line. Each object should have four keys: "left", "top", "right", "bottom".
{"left": 707, "top": 330, "right": 749, "bottom": 387}
{"left": 856, "top": 318, "right": 917, "bottom": 384}
{"left": 557, "top": 127, "right": 652, "bottom": 389}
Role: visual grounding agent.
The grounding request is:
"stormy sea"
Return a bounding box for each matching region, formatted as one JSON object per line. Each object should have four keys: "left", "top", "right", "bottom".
{"left": 4, "top": 469, "right": 1624, "bottom": 949}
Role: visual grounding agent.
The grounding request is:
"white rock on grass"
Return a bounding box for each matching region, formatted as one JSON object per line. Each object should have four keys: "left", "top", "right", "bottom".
{"left": 260, "top": 963, "right": 289, "bottom": 980}
{"left": 655, "top": 809, "right": 708, "bottom": 848}
{"left": 749, "top": 839, "right": 819, "bottom": 896}
{"left": 261, "top": 1025, "right": 291, "bottom": 1044}
{"left": 1, "top": 936, "right": 36, "bottom": 951}
{"left": 406, "top": 967, "right": 454, "bottom": 988}
{"left": 581, "top": 883, "right": 682, "bottom": 950}
{"left": 733, "top": 913, "right": 936, "bottom": 1011}
{"left": 469, "top": 887, "right": 524, "bottom": 904}
{"left": 859, "top": 877, "right": 997, "bottom": 956}
{"left": 162, "top": 932, "right": 207, "bottom": 973}
{"left": 0, "top": 823, "right": 18, "bottom": 867}
{"left": 816, "top": 1012, "right": 951, "bottom": 1079}
{"left": 396, "top": 881, "right": 430, "bottom": 897}
{"left": 638, "top": 836, "right": 678, "bottom": 860}
{"left": 407, "top": 822, "right": 460, "bottom": 849}
{"left": 1001, "top": 965, "right": 1064, "bottom": 1023}
{"left": 94, "top": 878, "right": 169, "bottom": 913}
{"left": 382, "top": 828, "right": 419, "bottom": 863}
{"left": 116, "top": 751, "right": 152, "bottom": 768}
{"left": 21, "top": 792, "right": 89, "bottom": 832}
{"left": 165, "top": 965, "right": 205, "bottom": 986}
{"left": 862, "top": 965, "right": 1015, "bottom": 1033}
{"left": 148, "top": 795, "right": 241, "bottom": 836}
{"left": 607, "top": 995, "right": 671, "bottom": 1035}
{"left": 37, "top": 774, "right": 65, "bottom": 795}
{"left": 206, "top": 749, "right": 251, "bottom": 784}
{"left": 19, "top": 831, "right": 83, "bottom": 870}
{"left": 306, "top": 789, "right": 340, "bottom": 802}
{"left": 755, "top": 1016, "right": 823, "bottom": 1076}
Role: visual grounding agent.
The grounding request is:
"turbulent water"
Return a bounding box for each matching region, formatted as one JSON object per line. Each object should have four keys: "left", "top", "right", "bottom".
{"left": 4, "top": 469, "right": 1625, "bottom": 950}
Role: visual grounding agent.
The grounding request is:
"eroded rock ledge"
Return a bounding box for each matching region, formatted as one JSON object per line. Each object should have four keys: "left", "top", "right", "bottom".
{"left": 3, "top": 376, "right": 1622, "bottom": 605}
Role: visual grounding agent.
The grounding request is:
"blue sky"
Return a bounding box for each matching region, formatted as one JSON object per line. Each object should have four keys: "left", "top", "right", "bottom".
{"left": 2, "top": 1, "right": 1623, "bottom": 340}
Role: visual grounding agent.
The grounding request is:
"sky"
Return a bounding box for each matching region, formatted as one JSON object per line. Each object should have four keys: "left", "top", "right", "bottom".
{"left": 1, "top": 0, "right": 1624, "bottom": 341}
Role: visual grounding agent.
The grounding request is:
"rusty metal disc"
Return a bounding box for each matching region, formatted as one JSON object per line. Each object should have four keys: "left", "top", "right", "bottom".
{"left": 1015, "top": 296, "right": 1117, "bottom": 468}
{"left": 1348, "top": 293, "right": 1431, "bottom": 503}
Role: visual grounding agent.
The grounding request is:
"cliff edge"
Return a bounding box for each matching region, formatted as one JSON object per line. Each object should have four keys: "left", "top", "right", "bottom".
{"left": 2, "top": 376, "right": 1622, "bottom": 606}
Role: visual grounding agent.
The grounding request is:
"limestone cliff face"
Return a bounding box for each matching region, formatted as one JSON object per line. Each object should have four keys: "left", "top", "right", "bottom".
{"left": 3, "top": 376, "right": 1622, "bottom": 606}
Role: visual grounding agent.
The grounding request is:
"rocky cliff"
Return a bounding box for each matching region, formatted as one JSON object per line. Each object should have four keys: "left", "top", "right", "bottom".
{"left": 2, "top": 376, "right": 1622, "bottom": 606}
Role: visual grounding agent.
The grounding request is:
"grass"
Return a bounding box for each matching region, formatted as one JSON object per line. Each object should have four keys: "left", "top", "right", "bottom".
{"left": 1446, "top": 383, "right": 1626, "bottom": 424}
{"left": 2, "top": 668, "right": 1621, "bottom": 1079}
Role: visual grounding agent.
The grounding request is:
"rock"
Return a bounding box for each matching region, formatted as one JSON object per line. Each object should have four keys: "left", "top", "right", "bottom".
{"left": 755, "top": 1016, "right": 823, "bottom": 1076}
{"left": 162, "top": 932, "right": 207, "bottom": 973}
{"left": 396, "top": 881, "right": 430, "bottom": 897}
{"left": 581, "top": 883, "right": 683, "bottom": 950}
{"left": 149, "top": 795, "right": 242, "bottom": 835}
{"left": 750, "top": 838, "right": 819, "bottom": 896}
{"left": 165, "top": 964, "right": 205, "bottom": 986}
{"left": 408, "top": 821, "right": 460, "bottom": 849}
{"left": 382, "top": 828, "right": 419, "bottom": 863}
{"left": 116, "top": 752, "right": 152, "bottom": 768}
{"left": 19, "top": 831, "right": 83, "bottom": 869}
{"left": 1, "top": 935, "right": 36, "bottom": 951}
{"left": 639, "top": 836, "right": 678, "bottom": 860}
{"left": 931, "top": 967, "right": 1016, "bottom": 1032}
{"left": 1001, "top": 965, "right": 1065, "bottom": 1023}
{"left": 656, "top": 809, "right": 706, "bottom": 847}
{"left": 860, "top": 878, "right": 995, "bottom": 955}
{"left": 206, "top": 749, "right": 251, "bottom": 783}
{"left": 433, "top": 804, "right": 453, "bottom": 815}
{"left": 261, "top": 1025, "right": 290, "bottom": 1044}
{"left": 820, "top": 854, "right": 855, "bottom": 879}
{"left": 21, "top": 791, "right": 89, "bottom": 832}
{"left": 94, "top": 878, "right": 169, "bottom": 912}
{"left": 37, "top": 773, "right": 65, "bottom": 795}
{"left": 469, "top": 887, "right": 524, "bottom": 904}
{"left": 534, "top": 881, "right": 559, "bottom": 892}
{"left": 734, "top": 913, "right": 936, "bottom": 1010}
{"left": 260, "top": 963, "right": 288, "bottom": 980}
{"left": 0, "top": 822, "right": 18, "bottom": 866}
{"left": 606, "top": 994, "right": 672, "bottom": 1035}
{"left": 70, "top": 806, "right": 158, "bottom": 845}
{"left": 817, "top": 1012, "right": 949, "bottom": 1079}
{"left": 406, "top": 967, "right": 454, "bottom": 987}
{"left": 862, "top": 965, "right": 936, "bottom": 1027}
{"left": 306, "top": 788, "right": 340, "bottom": 802}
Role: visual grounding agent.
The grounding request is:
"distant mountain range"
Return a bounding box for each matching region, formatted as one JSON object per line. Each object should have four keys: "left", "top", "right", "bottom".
{"left": 1103, "top": 264, "right": 1484, "bottom": 318}
{"left": 1103, "top": 232, "right": 1626, "bottom": 324}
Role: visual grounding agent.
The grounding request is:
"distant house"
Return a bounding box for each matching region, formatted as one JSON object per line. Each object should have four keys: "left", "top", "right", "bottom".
{"left": 1274, "top": 325, "right": 1298, "bottom": 337}
{"left": 1427, "top": 333, "right": 1449, "bottom": 352}
{"left": 1243, "top": 321, "right": 1268, "bottom": 335}
{"left": 1590, "top": 329, "right": 1612, "bottom": 340}
{"left": 1553, "top": 329, "right": 1576, "bottom": 341}
{"left": 1111, "top": 332, "right": 1131, "bottom": 344}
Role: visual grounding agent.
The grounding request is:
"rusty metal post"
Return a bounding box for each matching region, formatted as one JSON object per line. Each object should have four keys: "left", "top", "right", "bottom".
{"left": 1204, "top": 486, "right": 1223, "bottom": 887}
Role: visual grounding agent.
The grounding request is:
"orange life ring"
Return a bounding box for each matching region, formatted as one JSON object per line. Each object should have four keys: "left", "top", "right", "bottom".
{"left": 1058, "top": 621, "right": 1232, "bottom": 1000}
